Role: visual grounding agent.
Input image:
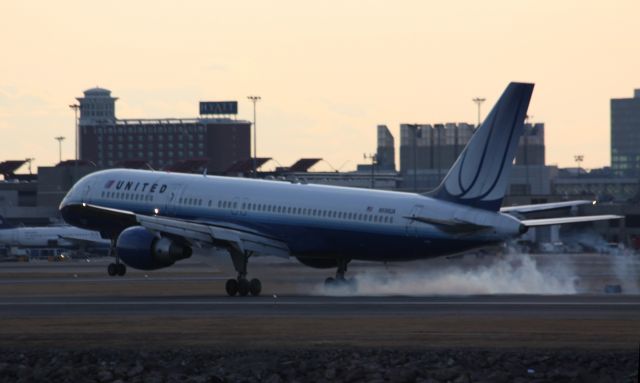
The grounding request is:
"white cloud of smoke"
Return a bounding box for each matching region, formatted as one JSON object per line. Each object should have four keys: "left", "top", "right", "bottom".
{"left": 316, "top": 252, "right": 579, "bottom": 296}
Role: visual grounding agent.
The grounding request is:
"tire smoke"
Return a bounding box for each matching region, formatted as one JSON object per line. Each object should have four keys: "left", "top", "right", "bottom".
{"left": 316, "top": 252, "right": 579, "bottom": 296}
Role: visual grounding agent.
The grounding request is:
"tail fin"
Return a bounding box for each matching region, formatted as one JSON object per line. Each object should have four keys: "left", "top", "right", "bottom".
{"left": 428, "top": 82, "right": 534, "bottom": 211}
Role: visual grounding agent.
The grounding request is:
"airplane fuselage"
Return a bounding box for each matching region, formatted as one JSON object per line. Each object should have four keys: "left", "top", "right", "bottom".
{"left": 60, "top": 169, "right": 523, "bottom": 262}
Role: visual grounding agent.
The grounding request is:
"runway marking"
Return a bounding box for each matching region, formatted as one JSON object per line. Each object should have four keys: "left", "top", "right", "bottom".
{"left": 1, "top": 300, "right": 639, "bottom": 306}
{"left": 0, "top": 277, "right": 229, "bottom": 284}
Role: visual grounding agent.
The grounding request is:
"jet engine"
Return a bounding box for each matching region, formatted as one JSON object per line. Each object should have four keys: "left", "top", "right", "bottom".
{"left": 116, "top": 226, "right": 192, "bottom": 270}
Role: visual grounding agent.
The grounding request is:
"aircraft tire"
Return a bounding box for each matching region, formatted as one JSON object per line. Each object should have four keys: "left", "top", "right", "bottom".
{"left": 238, "top": 278, "right": 250, "bottom": 297}
{"left": 225, "top": 279, "right": 239, "bottom": 297}
{"left": 117, "top": 263, "right": 126, "bottom": 276}
{"left": 249, "top": 278, "right": 262, "bottom": 296}
{"left": 107, "top": 263, "right": 118, "bottom": 277}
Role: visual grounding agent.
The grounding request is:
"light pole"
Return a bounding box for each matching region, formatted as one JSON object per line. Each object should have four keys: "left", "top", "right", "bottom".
{"left": 472, "top": 97, "right": 486, "bottom": 128}
{"left": 68, "top": 104, "right": 80, "bottom": 160}
{"left": 574, "top": 154, "right": 584, "bottom": 178}
{"left": 247, "top": 96, "right": 261, "bottom": 177}
{"left": 54, "top": 136, "right": 65, "bottom": 163}
{"left": 363, "top": 153, "right": 377, "bottom": 189}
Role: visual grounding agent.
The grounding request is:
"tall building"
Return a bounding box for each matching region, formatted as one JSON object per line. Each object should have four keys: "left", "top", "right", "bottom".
{"left": 611, "top": 89, "right": 640, "bottom": 177}
{"left": 77, "top": 88, "right": 251, "bottom": 173}
{"left": 399, "top": 121, "right": 548, "bottom": 192}
{"left": 376, "top": 125, "right": 395, "bottom": 171}
{"left": 516, "top": 123, "right": 545, "bottom": 166}
{"left": 399, "top": 122, "right": 475, "bottom": 189}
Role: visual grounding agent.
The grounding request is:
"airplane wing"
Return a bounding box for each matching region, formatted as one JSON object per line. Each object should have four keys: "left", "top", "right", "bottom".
{"left": 136, "top": 214, "right": 290, "bottom": 258}
{"left": 57, "top": 235, "right": 109, "bottom": 246}
{"left": 79, "top": 203, "right": 290, "bottom": 258}
{"left": 521, "top": 215, "right": 622, "bottom": 227}
{"left": 500, "top": 200, "right": 594, "bottom": 215}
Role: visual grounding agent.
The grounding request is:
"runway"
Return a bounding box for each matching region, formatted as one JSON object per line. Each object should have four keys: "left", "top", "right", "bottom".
{"left": 0, "top": 254, "right": 639, "bottom": 349}
{"left": 1, "top": 295, "right": 639, "bottom": 318}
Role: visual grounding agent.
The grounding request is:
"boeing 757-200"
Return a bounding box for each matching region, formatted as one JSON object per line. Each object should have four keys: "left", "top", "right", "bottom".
{"left": 59, "top": 83, "right": 620, "bottom": 296}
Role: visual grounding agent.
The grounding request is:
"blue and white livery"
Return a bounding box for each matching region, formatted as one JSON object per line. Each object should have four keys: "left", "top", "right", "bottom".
{"left": 59, "top": 83, "right": 620, "bottom": 296}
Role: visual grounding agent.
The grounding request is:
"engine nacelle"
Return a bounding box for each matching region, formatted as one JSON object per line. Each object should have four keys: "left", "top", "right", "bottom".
{"left": 295, "top": 256, "right": 338, "bottom": 269}
{"left": 116, "top": 226, "right": 192, "bottom": 270}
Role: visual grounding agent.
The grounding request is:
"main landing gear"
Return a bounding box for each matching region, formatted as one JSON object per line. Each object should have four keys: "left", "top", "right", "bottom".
{"left": 324, "top": 258, "right": 356, "bottom": 289}
{"left": 225, "top": 248, "right": 261, "bottom": 297}
{"left": 107, "top": 239, "right": 126, "bottom": 277}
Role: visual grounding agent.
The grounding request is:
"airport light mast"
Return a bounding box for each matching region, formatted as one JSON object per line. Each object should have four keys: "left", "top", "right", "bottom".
{"left": 54, "top": 136, "right": 65, "bottom": 163}
{"left": 472, "top": 97, "right": 486, "bottom": 128}
{"left": 363, "top": 153, "right": 377, "bottom": 189}
{"left": 247, "top": 95, "right": 261, "bottom": 177}
{"left": 574, "top": 154, "right": 584, "bottom": 178}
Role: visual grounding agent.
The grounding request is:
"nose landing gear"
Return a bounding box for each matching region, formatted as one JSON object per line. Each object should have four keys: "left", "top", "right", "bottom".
{"left": 106, "top": 239, "right": 126, "bottom": 277}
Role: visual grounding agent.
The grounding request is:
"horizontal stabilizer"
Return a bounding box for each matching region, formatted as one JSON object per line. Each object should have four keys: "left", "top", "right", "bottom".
{"left": 522, "top": 215, "right": 622, "bottom": 227}
{"left": 501, "top": 200, "right": 593, "bottom": 215}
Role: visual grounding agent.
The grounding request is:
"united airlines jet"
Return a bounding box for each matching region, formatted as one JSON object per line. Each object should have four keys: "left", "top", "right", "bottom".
{"left": 59, "top": 83, "right": 620, "bottom": 296}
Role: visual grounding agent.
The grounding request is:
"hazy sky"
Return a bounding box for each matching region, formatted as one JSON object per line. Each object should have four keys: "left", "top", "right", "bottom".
{"left": 1, "top": 1, "right": 639, "bottom": 171}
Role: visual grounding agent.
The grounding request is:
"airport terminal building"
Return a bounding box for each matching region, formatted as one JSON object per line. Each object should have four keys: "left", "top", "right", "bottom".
{"left": 77, "top": 88, "right": 251, "bottom": 173}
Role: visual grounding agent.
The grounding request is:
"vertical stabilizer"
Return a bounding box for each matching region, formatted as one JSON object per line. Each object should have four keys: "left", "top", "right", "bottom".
{"left": 428, "top": 82, "right": 534, "bottom": 211}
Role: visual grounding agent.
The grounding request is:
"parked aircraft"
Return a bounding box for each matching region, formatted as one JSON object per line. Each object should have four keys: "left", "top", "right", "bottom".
{"left": 0, "top": 216, "right": 109, "bottom": 256}
{"left": 59, "top": 83, "right": 620, "bottom": 296}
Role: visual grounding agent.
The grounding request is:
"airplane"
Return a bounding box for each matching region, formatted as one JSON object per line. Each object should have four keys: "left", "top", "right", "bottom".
{"left": 59, "top": 82, "right": 621, "bottom": 296}
{"left": 0, "top": 216, "right": 109, "bottom": 256}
